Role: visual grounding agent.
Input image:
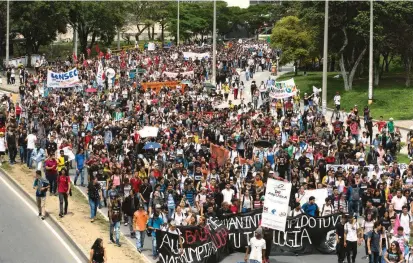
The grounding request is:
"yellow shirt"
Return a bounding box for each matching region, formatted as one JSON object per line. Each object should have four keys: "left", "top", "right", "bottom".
{"left": 57, "top": 156, "right": 65, "bottom": 172}
{"left": 223, "top": 84, "right": 230, "bottom": 93}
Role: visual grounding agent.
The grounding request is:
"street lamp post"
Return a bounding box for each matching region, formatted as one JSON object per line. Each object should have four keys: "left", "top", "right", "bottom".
{"left": 368, "top": 0, "right": 373, "bottom": 104}
{"left": 177, "top": 0, "right": 180, "bottom": 46}
{"left": 212, "top": 0, "right": 217, "bottom": 85}
{"left": 73, "top": 25, "right": 78, "bottom": 58}
{"left": 321, "top": 0, "right": 329, "bottom": 115}
{"left": 5, "top": 0, "right": 10, "bottom": 68}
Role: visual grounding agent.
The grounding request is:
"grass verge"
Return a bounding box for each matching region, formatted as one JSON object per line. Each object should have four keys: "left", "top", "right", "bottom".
{"left": 277, "top": 71, "right": 413, "bottom": 120}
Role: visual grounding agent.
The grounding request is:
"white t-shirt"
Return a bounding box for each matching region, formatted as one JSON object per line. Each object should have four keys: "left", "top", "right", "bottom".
{"left": 27, "top": 134, "right": 37, "bottom": 149}
{"left": 334, "top": 95, "right": 341, "bottom": 105}
{"left": 249, "top": 237, "right": 266, "bottom": 263}
{"left": 392, "top": 196, "right": 408, "bottom": 211}
{"left": 222, "top": 188, "right": 235, "bottom": 204}
{"left": 344, "top": 222, "right": 359, "bottom": 242}
{"left": 400, "top": 213, "right": 412, "bottom": 235}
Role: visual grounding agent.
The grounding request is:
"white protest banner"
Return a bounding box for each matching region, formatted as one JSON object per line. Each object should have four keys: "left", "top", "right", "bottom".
{"left": 47, "top": 68, "right": 80, "bottom": 88}
{"left": 300, "top": 189, "right": 328, "bottom": 208}
{"left": 62, "top": 147, "right": 75, "bottom": 161}
{"left": 261, "top": 178, "right": 291, "bottom": 231}
{"left": 268, "top": 78, "right": 298, "bottom": 99}
{"left": 163, "top": 72, "right": 179, "bottom": 78}
{"left": 96, "top": 63, "right": 104, "bottom": 86}
{"left": 148, "top": 42, "right": 156, "bottom": 51}
{"left": 183, "top": 52, "right": 210, "bottom": 60}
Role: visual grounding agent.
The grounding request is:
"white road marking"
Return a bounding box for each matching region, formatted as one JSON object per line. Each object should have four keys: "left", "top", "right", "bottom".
{"left": 0, "top": 175, "right": 83, "bottom": 263}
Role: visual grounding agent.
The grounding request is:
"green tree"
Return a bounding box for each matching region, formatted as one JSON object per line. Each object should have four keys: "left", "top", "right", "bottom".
{"left": 10, "top": 1, "right": 68, "bottom": 56}
{"left": 271, "top": 16, "right": 312, "bottom": 75}
{"left": 68, "top": 2, "right": 126, "bottom": 54}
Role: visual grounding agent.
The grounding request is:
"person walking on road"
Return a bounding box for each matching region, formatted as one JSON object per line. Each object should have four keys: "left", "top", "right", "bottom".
{"left": 122, "top": 189, "right": 139, "bottom": 238}
{"left": 148, "top": 210, "right": 164, "bottom": 260}
{"left": 33, "top": 170, "right": 49, "bottom": 220}
{"left": 133, "top": 204, "right": 149, "bottom": 253}
{"left": 57, "top": 168, "right": 71, "bottom": 218}
{"left": 45, "top": 153, "right": 58, "bottom": 195}
{"left": 74, "top": 148, "right": 86, "bottom": 186}
{"left": 244, "top": 226, "right": 266, "bottom": 263}
{"left": 89, "top": 238, "right": 106, "bottom": 263}
{"left": 87, "top": 176, "right": 102, "bottom": 222}
{"left": 109, "top": 195, "right": 122, "bottom": 247}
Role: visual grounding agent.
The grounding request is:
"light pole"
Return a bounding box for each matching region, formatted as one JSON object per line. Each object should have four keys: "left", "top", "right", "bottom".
{"left": 212, "top": 0, "right": 217, "bottom": 85}
{"left": 5, "top": 0, "right": 10, "bottom": 68}
{"left": 117, "top": 28, "right": 120, "bottom": 50}
{"left": 73, "top": 25, "right": 78, "bottom": 58}
{"left": 368, "top": 0, "right": 373, "bottom": 104}
{"left": 177, "top": 0, "right": 180, "bottom": 46}
{"left": 321, "top": 0, "right": 329, "bottom": 115}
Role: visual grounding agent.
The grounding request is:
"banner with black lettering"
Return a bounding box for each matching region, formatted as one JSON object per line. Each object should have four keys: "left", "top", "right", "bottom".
{"left": 157, "top": 218, "right": 231, "bottom": 263}
{"left": 269, "top": 213, "right": 341, "bottom": 254}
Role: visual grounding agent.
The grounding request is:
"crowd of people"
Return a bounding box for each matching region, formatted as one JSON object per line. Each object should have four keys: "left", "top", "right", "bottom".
{"left": 2, "top": 38, "right": 413, "bottom": 263}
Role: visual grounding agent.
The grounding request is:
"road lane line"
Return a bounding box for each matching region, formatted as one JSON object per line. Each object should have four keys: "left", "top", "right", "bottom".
{"left": 0, "top": 175, "right": 83, "bottom": 263}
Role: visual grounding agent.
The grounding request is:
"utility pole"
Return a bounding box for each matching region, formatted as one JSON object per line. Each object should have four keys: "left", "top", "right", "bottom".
{"left": 5, "top": 0, "right": 10, "bottom": 68}
{"left": 212, "top": 0, "right": 217, "bottom": 85}
{"left": 368, "top": 0, "right": 374, "bottom": 104}
{"left": 117, "top": 28, "right": 120, "bottom": 50}
{"left": 321, "top": 0, "right": 329, "bottom": 115}
{"left": 73, "top": 25, "right": 78, "bottom": 58}
{"left": 177, "top": 0, "right": 180, "bottom": 46}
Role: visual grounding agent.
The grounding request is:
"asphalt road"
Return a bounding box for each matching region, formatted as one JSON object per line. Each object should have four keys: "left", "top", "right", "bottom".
{"left": 0, "top": 173, "right": 86, "bottom": 263}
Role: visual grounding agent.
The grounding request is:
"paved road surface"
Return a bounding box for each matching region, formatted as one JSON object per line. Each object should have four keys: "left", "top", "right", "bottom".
{"left": 0, "top": 172, "right": 86, "bottom": 263}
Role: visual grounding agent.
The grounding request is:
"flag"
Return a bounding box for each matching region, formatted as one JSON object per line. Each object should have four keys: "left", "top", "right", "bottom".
{"left": 98, "top": 51, "right": 104, "bottom": 58}
{"left": 73, "top": 52, "right": 78, "bottom": 62}
{"left": 86, "top": 48, "right": 91, "bottom": 57}
{"left": 95, "top": 44, "right": 100, "bottom": 54}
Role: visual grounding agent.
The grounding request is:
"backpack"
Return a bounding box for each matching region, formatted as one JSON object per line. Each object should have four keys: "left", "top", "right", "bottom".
{"left": 351, "top": 185, "right": 360, "bottom": 200}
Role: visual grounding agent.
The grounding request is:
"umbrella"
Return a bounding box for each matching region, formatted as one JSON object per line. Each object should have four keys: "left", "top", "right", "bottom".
{"left": 86, "top": 88, "right": 97, "bottom": 93}
{"left": 253, "top": 140, "right": 272, "bottom": 148}
{"left": 143, "top": 142, "right": 161, "bottom": 150}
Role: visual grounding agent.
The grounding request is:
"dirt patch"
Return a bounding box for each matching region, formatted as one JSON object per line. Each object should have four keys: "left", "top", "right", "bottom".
{"left": 4, "top": 164, "right": 148, "bottom": 263}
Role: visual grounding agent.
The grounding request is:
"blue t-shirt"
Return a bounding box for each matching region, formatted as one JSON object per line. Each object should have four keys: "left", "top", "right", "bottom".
{"left": 302, "top": 202, "right": 318, "bottom": 216}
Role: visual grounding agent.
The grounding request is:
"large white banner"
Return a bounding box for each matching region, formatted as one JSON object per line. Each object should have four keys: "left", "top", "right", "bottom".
{"left": 183, "top": 52, "right": 210, "bottom": 60}
{"left": 299, "top": 189, "right": 328, "bottom": 208}
{"left": 261, "top": 178, "right": 291, "bottom": 231}
{"left": 47, "top": 68, "right": 80, "bottom": 88}
{"left": 268, "top": 78, "right": 298, "bottom": 99}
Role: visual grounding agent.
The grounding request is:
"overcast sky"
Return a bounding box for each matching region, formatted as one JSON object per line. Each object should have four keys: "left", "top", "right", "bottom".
{"left": 226, "top": 0, "right": 250, "bottom": 8}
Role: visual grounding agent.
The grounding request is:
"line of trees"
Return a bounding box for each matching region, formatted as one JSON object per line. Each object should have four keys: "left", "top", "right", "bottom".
{"left": 0, "top": 1, "right": 281, "bottom": 61}
{"left": 270, "top": 1, "right": 413, "bottom": 89}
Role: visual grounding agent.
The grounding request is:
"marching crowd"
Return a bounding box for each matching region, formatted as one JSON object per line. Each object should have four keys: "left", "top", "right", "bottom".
{"left": 1, "top": 38, "right": 413, "bottom": 263}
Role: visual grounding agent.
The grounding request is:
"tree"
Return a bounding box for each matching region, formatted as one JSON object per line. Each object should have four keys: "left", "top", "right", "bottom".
{"left": 271, "top": 16, "right": 312, "bottom": 75}
{"left": 68, "top": 2, "right": 126, "bottom": 54}
{"left": 10, "top": 1, "right": 68, "bottom": 56}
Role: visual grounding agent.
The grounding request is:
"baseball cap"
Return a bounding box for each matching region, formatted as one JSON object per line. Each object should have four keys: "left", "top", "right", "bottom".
{"left": 155, "top": 204, "right": 162, "bottom": 209}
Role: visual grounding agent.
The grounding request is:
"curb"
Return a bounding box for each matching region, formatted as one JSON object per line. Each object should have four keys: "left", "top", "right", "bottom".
{"left": 71, "top": 183, "right": 153, "bottom": 263}
{"left": 0, "top": 168, "right": 89, "bottom": 263}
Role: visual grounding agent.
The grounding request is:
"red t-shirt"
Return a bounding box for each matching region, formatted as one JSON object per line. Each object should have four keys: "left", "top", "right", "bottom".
{"left": 57, "top": 175, "right": 70, "bottom": 193}
{"left": 15, "top": 106, "right": 22, "bottom": 116}
{"left": 130, "top": 177, "right": 142, "bottom": 193}
{"left": 45, "top": 159, "right": 58, "bottom": 175}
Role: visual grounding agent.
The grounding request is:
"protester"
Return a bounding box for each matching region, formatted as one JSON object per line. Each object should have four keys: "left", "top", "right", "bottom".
{"left": 33, "top": 170, "right": 49, "bottom": 220}
{"left": 133, "top": 204, "right": 148, "bottom": 253}
{"left": 89, "top": 238, "right": 106, "bottom": 263}
{"left": 244, "top": 226, "right": 266, "bottom": 263}
{"left": 109, "top": 195, "right": 122, "bottom": 247}
{"left": 57, "top": 167, "right": 71, "bottom": 218}
{"left": 87, "top": 176, "right": 102, "bottom": 222}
